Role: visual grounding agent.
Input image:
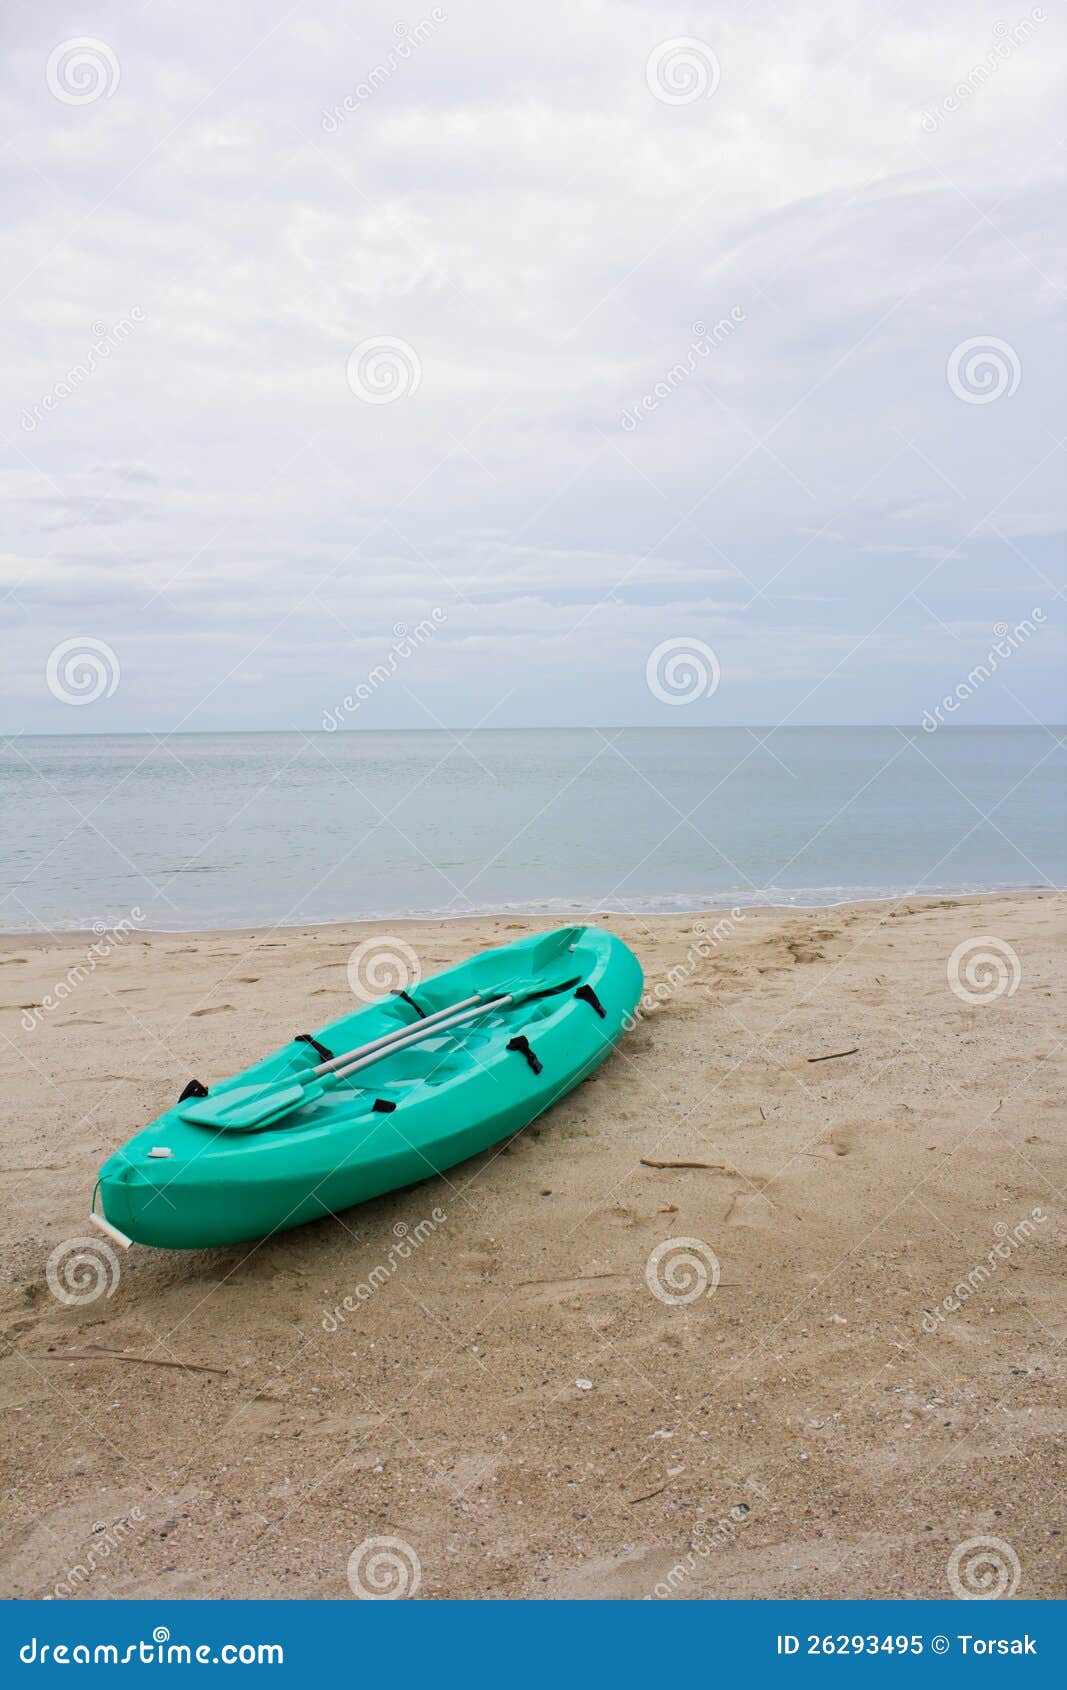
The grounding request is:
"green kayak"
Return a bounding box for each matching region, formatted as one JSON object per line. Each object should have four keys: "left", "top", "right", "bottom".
{"left": 94, "top": 924, "right": 642, "bottom": 1250}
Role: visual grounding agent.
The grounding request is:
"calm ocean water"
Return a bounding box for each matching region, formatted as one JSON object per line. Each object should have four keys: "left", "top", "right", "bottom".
{"left": 2, "top": 729, "right": 1063, "bottom": 933}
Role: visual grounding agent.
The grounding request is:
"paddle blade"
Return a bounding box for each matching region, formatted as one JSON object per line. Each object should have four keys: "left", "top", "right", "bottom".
{"left": 179, "top": 1079, "right": 323, "bottom": 1131}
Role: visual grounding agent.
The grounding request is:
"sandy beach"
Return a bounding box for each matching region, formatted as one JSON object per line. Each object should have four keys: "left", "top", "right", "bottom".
{"left": 0, "top": 892, "right": 1062, "bottom": 1601}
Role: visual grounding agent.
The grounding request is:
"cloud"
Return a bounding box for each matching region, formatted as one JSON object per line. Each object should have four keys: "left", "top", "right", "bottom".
{"left": 2, "top": 0, "right": 1064, "bottom": 730}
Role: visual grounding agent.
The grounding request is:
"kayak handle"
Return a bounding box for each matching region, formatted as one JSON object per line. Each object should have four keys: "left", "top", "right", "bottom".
{"left": 90, "top": 1211, "right": 133, "bottom": 1250}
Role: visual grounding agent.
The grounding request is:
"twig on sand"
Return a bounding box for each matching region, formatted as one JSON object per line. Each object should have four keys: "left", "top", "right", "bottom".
{"left": 46, "top": 1346, "right": 228, "bottom": 1376}
{"left": 627, "top": 1482, "right": 670, "bottom": 1504}
{"left": 806, "top": 1047, "right": 858, "bottom": 1064}
{"left": 640, "top": 1158, "right": 726, "bottom": 1171}
{"left": 515, "top": 1272, "right": 620, "bottom": 1288}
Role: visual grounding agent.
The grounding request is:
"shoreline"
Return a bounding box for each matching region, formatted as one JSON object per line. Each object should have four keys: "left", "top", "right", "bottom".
{"left": 1, "top": 885, "right": 1058, "bottom": 948}
{"left": 2, "top": 889, "right": 1062, "bottom": 1599}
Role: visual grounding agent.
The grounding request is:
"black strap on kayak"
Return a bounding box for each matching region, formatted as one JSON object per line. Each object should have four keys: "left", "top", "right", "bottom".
{"left": 372, "top": 1098, "right": 397, "bottom": 1113}
{"left": 392, "top": 989, "right": 427, "bottom": 1018}
{"left": 507, "top": 1034, "right": 543, "bottom": 1076}
{"left": 178, "top": 1078, "right": 209, "bottom": 1102}
{"left": 294, "top": 1032, "right": 334, "bottom": 1061}
{"left": 574, "top": 983, "right": 606, "bottom": 1019}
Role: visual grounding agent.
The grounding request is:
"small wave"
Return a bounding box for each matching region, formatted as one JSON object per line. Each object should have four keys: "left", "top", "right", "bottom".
{"left": 158, "top": 864, "right": 230, "bottom": 876}
{"left": 10, "top": 877, "right": 1045, "bottom": 935}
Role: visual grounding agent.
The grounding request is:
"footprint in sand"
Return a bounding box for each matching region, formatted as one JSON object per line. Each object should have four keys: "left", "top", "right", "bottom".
{"left": 601, "top": 1203, "right": 640, "bottom": 1231}
{"left": 513, "top": 1274, "right": 623, "bottom": 1310}
{"left": 457, "top": 1247, "right": 502, "bottom": 1279}
{"left": 826, "top": 1126, "right": 856, "bottom": 1158}
{"left": 785, "top": 939, "right": 824, "bottom": 964}
{"left": 190, "top": 1004, "right": 236, "bottom": 1016}
{"left": 725, "top": 1191, "right": 778, "bottom": 1228}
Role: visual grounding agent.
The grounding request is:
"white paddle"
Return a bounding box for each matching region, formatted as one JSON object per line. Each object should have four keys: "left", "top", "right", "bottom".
{"left": 178, "top": 991, "right": 492, "bottom": 1131}
{"left": 179, "top": 976, "right": 579, "bottom": 1132}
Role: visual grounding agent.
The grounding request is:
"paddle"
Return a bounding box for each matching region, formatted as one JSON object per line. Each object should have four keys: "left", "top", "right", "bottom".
{"left": 179, "top": 976, "right": 580, "bottom": 1132}
{"left": 296, "top": 993, "right": 486, "bottom": 1081}
{"left": 178, "top": 990, "right": 501, "bottom": 1131}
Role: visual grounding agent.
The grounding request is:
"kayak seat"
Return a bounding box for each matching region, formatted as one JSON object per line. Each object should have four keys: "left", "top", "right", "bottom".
{"left": 347, "top": 1044, "right": 470, "bottom": 1085}
{"left": 527, "top": 925, "right": 587, "bottom": 970}
{"left": 521, "top": 994, "right": 582, "bottom": 1026}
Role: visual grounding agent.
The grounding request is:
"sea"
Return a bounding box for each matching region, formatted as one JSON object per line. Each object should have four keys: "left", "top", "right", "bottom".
{"left": 2, "top": 728, "right": 1063, "bottom": 933}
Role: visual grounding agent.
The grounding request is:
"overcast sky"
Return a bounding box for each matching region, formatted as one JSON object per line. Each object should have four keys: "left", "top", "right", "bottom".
{"left": 3, "top": 0, "right": 1064, "bottom": 732}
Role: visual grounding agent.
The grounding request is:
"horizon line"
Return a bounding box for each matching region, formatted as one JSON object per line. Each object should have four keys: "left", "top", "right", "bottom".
{"left": 5, "top": 723, "right": 1064, "bottom": 739}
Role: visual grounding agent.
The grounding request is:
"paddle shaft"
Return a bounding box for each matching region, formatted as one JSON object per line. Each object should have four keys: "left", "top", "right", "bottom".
{"left": 307, "top": 993, "right": 484, "bottom": 1080}
{"left": 325, "top": 973, "right": 582, "bottom": 1088}
{"left": 178, "top": 972, "right": 581, "bottom": 1131}
{"left": 179, "top": 991, "right": 516, "bottom": 1130}
{"left": 327, "top": 994, "right": 513, "bottom": 1085}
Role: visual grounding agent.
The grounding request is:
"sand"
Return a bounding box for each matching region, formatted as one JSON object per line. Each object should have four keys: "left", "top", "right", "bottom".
{"left": 0, "top": 893, "right": 1063, "bottom": 1601}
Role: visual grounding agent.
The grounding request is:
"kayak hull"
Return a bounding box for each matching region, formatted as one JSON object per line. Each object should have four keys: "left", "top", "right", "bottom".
{"left": 97, "top": 925, "right": 642, "bottom": 1249}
